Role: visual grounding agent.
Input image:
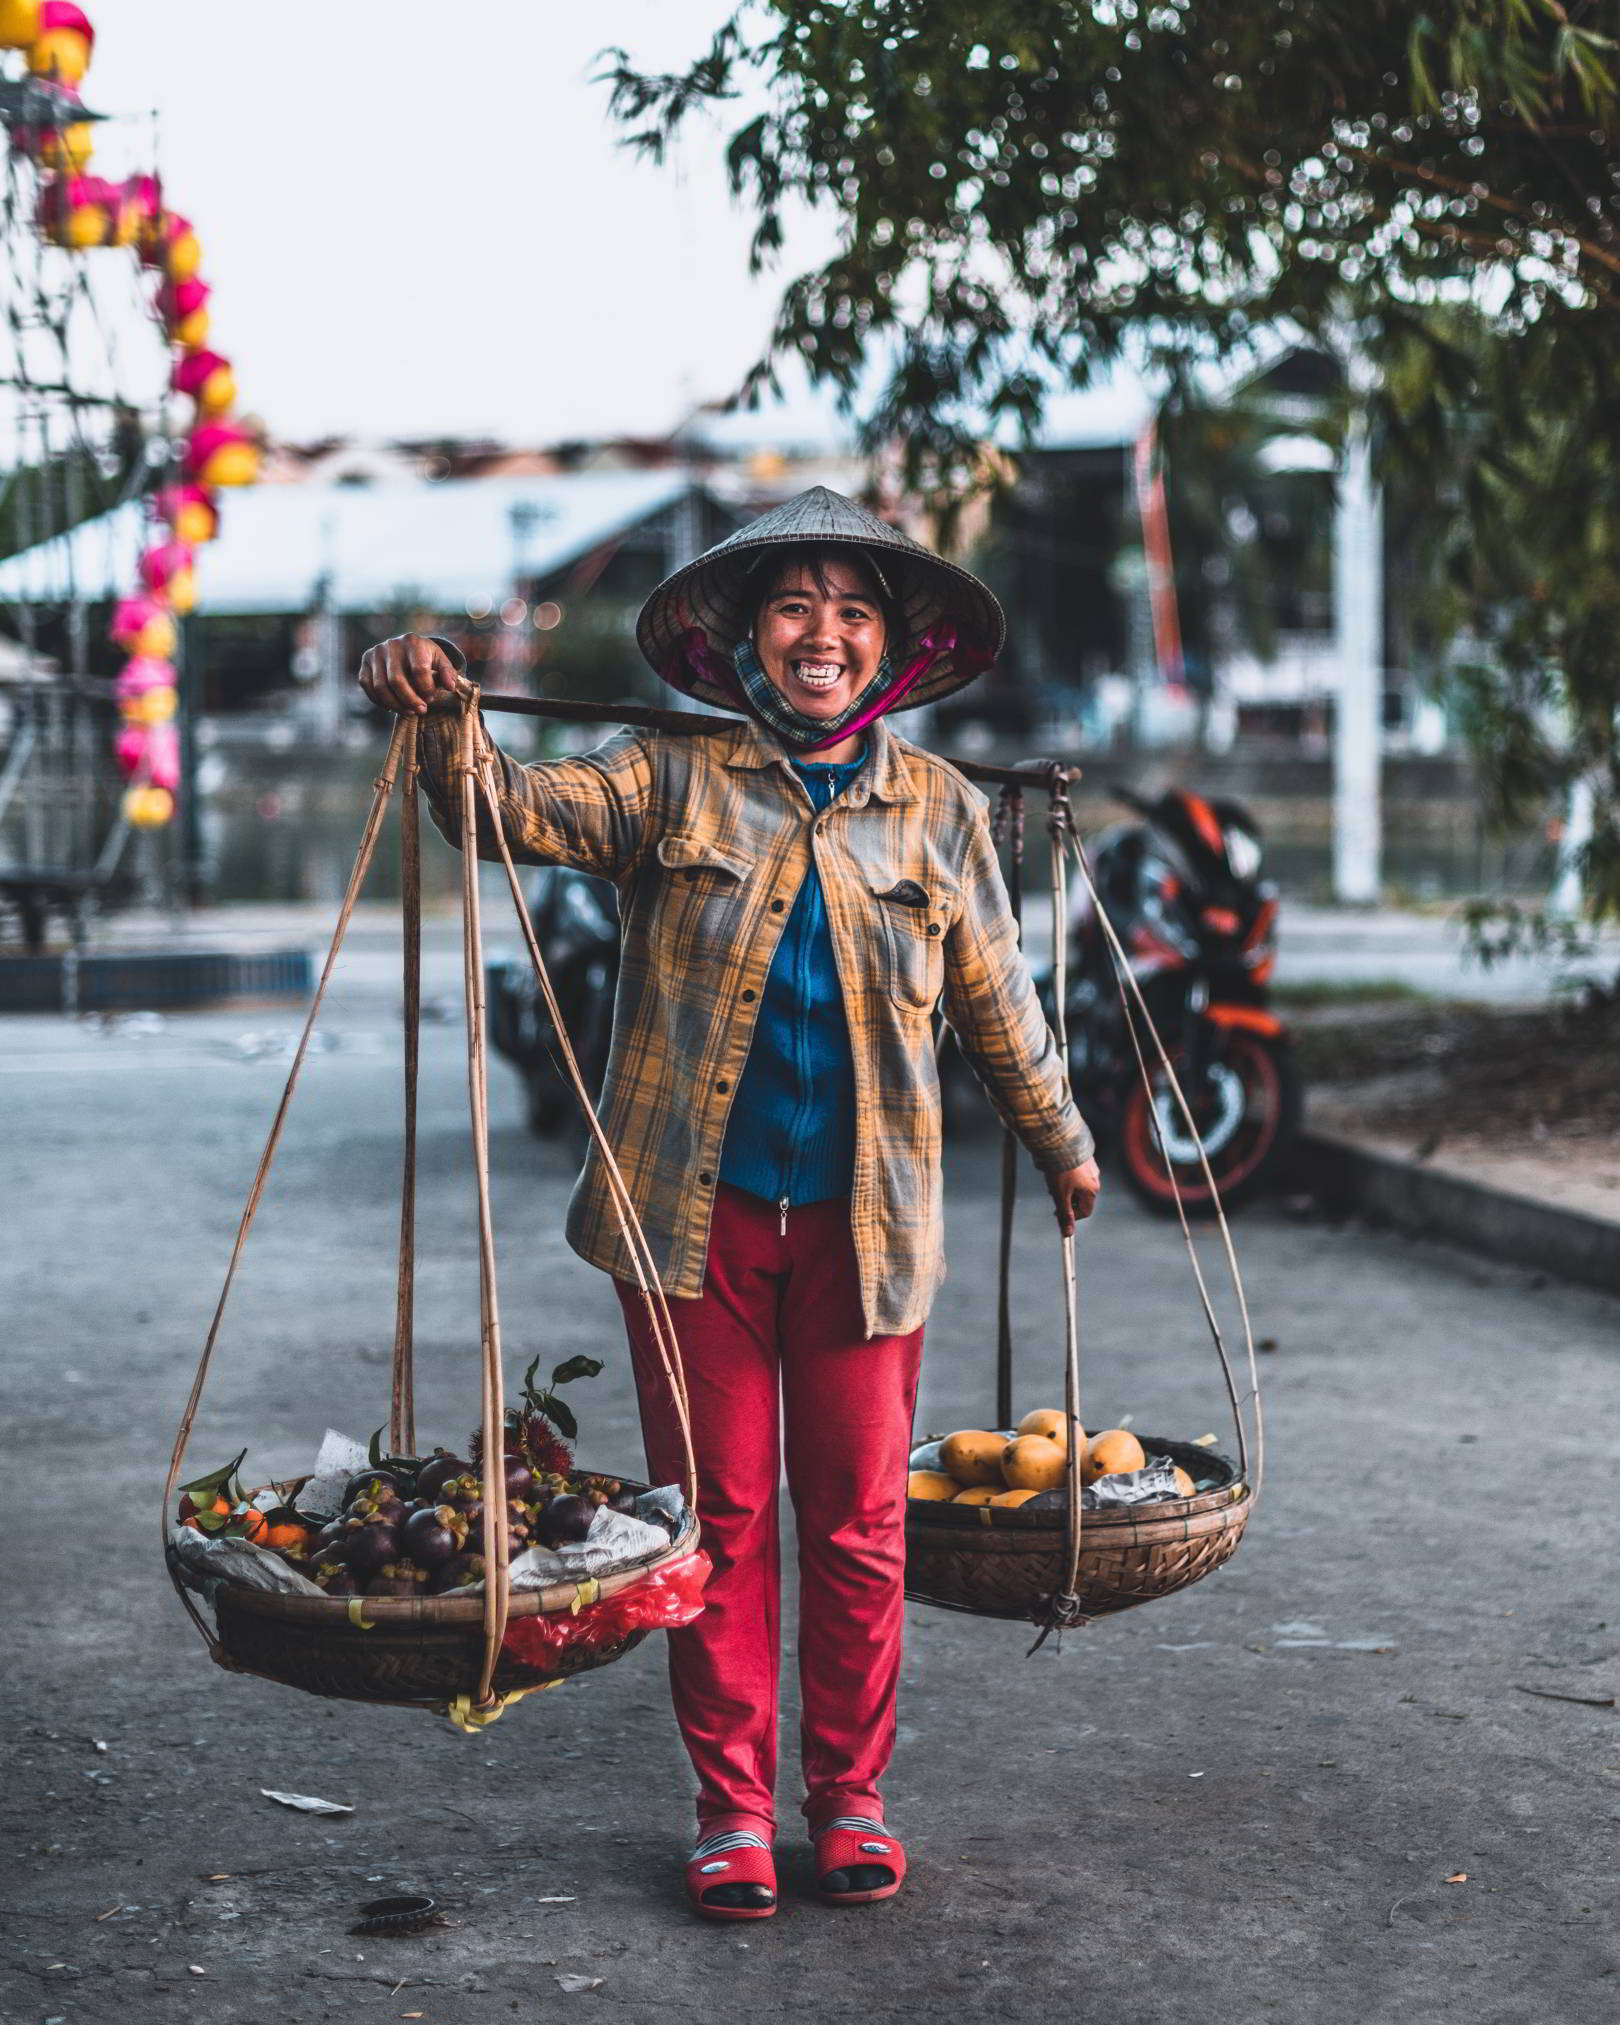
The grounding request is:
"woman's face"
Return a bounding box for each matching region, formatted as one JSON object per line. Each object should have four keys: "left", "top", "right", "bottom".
{"left": 752, "top": 560, "right": 886, "bottom": 724}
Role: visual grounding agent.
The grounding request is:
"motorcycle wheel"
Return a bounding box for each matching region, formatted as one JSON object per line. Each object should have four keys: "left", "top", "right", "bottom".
{"left": 1118, "top": 1030, "right": 1300, "bottom": 1216}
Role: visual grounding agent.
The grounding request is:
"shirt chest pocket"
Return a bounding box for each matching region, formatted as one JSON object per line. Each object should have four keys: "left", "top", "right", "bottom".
{"left": 870, "top": 876, "right": 955, "bottom": 1012}
{"left": 652, "top": 833, "right": 754, "bottom": 955}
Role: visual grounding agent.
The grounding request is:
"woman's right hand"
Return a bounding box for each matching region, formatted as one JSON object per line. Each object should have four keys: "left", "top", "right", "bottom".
{"left": 357, "top": 633, "right": 465, "bottom": 716}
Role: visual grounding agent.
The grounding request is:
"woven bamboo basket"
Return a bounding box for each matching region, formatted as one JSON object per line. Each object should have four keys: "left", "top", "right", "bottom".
{"left": 905, "top": 1436, "right": 1249, "bottom": 1623}
{"left": 163, "top": 709, "right": 704, "bottom": 1721}
{"left": 173, "top": 1479, "right": 700, "bottom": 1708}
{"left": 899, "top": 772, "right": 1264, "bottom": 1637}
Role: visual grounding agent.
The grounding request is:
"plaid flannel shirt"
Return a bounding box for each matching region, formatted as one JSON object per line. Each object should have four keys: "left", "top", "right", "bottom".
{"left": 419, "top": 707, "right": 1092, "bottom": 1337}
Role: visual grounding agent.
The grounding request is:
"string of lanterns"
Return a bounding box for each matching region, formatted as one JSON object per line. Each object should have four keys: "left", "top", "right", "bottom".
{"left": 2, "top": 0, "right": 263, "bottom": 829}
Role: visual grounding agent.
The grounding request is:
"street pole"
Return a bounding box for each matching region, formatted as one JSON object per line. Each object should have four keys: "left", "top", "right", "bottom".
{"left": 1332, "top": 357, "right": 1383, "bottom": 904}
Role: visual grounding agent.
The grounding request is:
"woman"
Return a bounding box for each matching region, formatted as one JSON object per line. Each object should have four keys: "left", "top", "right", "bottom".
{"left": 358, "top": 487, "right": 1099, "bottom": 1919}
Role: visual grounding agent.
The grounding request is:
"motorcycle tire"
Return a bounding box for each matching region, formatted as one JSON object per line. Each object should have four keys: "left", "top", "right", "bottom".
{"left": 1117, "top": 1030, "right": 1301, "bottom": 1216}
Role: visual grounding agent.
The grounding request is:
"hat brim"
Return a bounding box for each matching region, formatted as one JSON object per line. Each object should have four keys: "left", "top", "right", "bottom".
{"left": 636, "top": 516, "right": 1005, "bottom": 715}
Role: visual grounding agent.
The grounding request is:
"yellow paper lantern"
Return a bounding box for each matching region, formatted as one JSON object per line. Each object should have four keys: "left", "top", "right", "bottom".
{"left": 163, "top": 228, "right": 202, "bottom": 281}
{"left": 172, "top": 498, "right": 216, "bottom": 545}
{"left": 175, "top": 307, "right": 211, "bottom": 349}
{"left": 124, "top": 784, "right": 175, "bottom": 828}
{"left": 125, "top": 684, "right": 179, "bottom": 726}
{"left": 134, "top": 612, "right": 178, "bottom": 660}
{"left": 28, "top": 28, "right": 90, "bottom": 84}
{"left": 40, "top": 121, "right": 91, "bottom": 171}
{"left": 199, "top": 438, "right": 260, "bottom": 487}
{"left": 0, "top": 1, "right": 42, "bottom": 50}
{"left": 197, "top": 365, "right": 236, "bottom": 417}
{"left": 165, "top": 567, "right": 198, "bottom": 616}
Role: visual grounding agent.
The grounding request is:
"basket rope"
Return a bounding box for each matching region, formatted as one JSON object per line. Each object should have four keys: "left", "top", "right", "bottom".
{"left": 984, "top": 768, "right": 1264, "bottom": 1645}
{"left": 162, "top": 694, "right": 698, "bottom": 1710}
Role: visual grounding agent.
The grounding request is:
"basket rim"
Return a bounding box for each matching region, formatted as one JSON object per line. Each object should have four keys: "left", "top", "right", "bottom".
{"left": 177, "top": 1474, "right": 699, "bottom": 1624}
{"left": 907, "top": 1431, "right": 1247, "bottom": 1530}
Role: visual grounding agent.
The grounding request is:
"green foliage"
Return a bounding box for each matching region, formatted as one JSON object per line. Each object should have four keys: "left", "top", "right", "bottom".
{"left": 604, "top": 2, "right": 1620, "bottom": 913}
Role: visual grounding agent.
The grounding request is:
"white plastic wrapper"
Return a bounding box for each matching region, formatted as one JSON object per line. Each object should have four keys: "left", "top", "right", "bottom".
{"left": 169, "top": 1524, "right": 327, "bottom": 1596}
{"left": 292, "top": 1429, "right": 370, "bottom": 1518}
{"left": 434, "top": 1501, "right": 678, "bottom": 1596}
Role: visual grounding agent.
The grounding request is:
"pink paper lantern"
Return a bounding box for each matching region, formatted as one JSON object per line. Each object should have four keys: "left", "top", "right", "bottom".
{"left": 145, "top": 722, "right": 181, "bottom": 790}
{"left": 114, "top": 722, "right": 148, "bottom": 777}
{"left": 186, "top": 421, "right": 260, "bottom": 488}
{"left": 139, "top": 538, "right": 195, "bottom": 596}
{"left": 114, "top": 655, "right": 176, "bottom": 699}
{"left": 28, "top": 0, "right": 93, "bottom": 83}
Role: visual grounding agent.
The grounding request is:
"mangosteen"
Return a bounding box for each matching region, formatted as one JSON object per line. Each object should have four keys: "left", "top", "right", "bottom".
{"left": 401, "top": 1505, "right": 460, "bottom": 1570}
{"left": 428, "top": 1551, "right": 485, "bottom": 1594}
{"left": 503, "top": 1457, "right": 535, "bottom": 1501}
{"left": 536, "top": 1493, "right": 594, "bottom": 1548}
{"left": 414, "top": 1453, "right": 470, "bottom": 1503}
{"left": 367, "top": 1562, "right": 426, "bottom": 1598}
{"left": 608, "top": 1487, "right": 639, "bottom": 1516}
{"left": 345, "top": 1522, "right": 401, "bottom": 1578}
{"left": 314, "top": 1519, "right": 349, "bottom": 1552}
{"left": 320, "top": 1566, "right": 358, "bottom": 1595}
{"left": 343, "top": 1468, "right": 401, "bottom": 1508}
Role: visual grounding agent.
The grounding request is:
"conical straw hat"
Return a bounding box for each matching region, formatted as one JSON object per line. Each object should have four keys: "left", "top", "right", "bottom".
{"left": 636, "top": 486, "right": 1005, "bottom": 712}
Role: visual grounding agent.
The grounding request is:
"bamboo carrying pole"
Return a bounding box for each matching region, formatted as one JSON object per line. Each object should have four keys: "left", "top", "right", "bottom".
{"left": 473, "top": 690, "right": 1079, "bottom": 793}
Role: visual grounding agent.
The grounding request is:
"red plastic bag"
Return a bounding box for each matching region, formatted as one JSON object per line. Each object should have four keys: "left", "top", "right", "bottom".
{"left": 501, "top": 1549, "right": 711, "bottom": 1674}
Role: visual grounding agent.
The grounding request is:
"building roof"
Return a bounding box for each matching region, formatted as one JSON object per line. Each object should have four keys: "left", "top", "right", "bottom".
{"left": 0, "top": 470, "right": 702, "bottom": 616}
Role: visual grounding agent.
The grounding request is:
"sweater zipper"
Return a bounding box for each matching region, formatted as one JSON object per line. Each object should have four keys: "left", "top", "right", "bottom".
{"left": 779, "top": 1196, "right": 789, "bottom": 1237}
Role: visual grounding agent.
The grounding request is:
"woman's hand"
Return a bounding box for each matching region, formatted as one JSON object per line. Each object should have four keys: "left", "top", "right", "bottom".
{"left": 357, "top": 633, "right": 464, "bottom": 716}
{"left": 1046, "top": 1158, "right": 1102, "bottom": 1236}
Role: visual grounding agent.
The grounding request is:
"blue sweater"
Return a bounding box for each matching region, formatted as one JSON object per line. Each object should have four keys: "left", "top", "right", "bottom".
{"left": 719, "top": 750, "right": 864, "bottom": 1208}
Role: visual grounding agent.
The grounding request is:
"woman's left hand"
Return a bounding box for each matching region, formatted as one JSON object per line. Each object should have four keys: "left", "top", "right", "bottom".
{"left": 1046, "top": 1159, "right": 1102, "bottom": 1236}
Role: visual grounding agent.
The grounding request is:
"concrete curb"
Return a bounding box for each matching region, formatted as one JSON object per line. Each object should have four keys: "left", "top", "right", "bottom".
{"left": 1298, "top": 1129, "right": 1620, "bottom": 1299}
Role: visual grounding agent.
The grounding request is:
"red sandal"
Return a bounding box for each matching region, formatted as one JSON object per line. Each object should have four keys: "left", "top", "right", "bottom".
{"left": 813, "top": 1817, "right": 906, "bottom": 1905}
{"left": 685, "top": 1828, "right": 778, "bottom": 1921}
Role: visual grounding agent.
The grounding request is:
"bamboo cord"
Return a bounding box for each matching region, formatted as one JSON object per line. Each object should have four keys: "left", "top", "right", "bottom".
{"left": 390, "top": 719, "right": 420, "bottom": 1456}
{"left": 161, "top": 720, "right": 413, "bottom": 1644}
{"left": 1045, "top": 778, "right": 1086, "bottom": 1619}
{"left": 455, "top": 706, "right": 512, "bottom": 1706}
{"left": 465, "top": 730, "right": 698, "bottom": 1501}
{"left": 992, "top": 786, "right": 1024, "bottom": 1431}
{"left": 1063, "top": 825, "right": 1264, "bottom": 1498}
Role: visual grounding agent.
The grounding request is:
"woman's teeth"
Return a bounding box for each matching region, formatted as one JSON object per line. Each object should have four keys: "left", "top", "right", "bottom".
{"left": 792, "top": 661, "right": 843, "bottom": 690}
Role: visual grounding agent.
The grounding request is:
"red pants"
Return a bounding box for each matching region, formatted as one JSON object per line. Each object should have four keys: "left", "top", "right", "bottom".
{"left": 616, "top": 1184, "right": 923, "bottom": 1840}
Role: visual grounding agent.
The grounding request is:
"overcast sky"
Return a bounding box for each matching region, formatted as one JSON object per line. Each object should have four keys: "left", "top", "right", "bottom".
{"left": 85, "top": 1, "right": 827, "bottom": 444}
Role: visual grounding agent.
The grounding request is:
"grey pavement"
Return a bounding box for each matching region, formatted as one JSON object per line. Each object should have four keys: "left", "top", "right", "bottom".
{"left": 2, "top": 952, "right": 1617, "bottom": 2025}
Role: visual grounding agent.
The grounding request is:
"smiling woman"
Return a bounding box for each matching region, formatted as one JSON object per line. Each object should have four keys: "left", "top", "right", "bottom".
{"left": 355, "top": 484, "right": 1100, "bottom": 1921}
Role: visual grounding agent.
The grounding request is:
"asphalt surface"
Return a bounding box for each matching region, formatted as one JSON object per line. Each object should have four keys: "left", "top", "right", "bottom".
{"left": 3, "top": 920, "right": 1618, "bottom": 2025}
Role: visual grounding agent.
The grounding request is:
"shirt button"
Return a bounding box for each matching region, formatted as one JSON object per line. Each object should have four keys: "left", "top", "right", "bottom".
{"left": 927, "top": 921, "right": 941, "bottom": 936}
{"left": 684, "top": 868, "right": 698, "bottom": 883}
{"left": 770, "top": 898, "right": 785, "bottom": 913}
{"left": 698, "top": 1171, "right": 714, "bottom": 1186}
{"left": 715, "top": 1079, "right": 729, "bottom": 1093}
{"left": 741, "top": 988, "right": 756, "bottom": 1002}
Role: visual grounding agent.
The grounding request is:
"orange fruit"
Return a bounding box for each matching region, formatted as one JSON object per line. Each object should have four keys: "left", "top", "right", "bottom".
{"left": 953, "top": 1485, "right": 999, "bottom": 1505}
{"left": 939, "top": 1430, "right": 1007, "bottom": 1488}
{"left": 262, "top": 1519, "right": 312, "bottom": 1551}
{"left": 1081, "top": 1429, "right": 1146, "bottom": 1485}
{"left": 237, "top": 1508, "right": 269, "bottom": 1543}
{"left": 1016, "top": 1408, "right": 1073, "bottom": 1448}
{"left": 1171, "top": 1466, "right": 1196, "bottom": 1498}
{"left": 989, "top": 1487, "right": 1041, "bottom": 1507}
{"left": 1001, "top": 1435, "right": 1067, "bottom": 1492}
{"left": 907, "top": 1470, "right": 958, "bottom": 1502}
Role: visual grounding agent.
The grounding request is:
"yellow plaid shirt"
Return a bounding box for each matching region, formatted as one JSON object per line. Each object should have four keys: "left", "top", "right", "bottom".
{"left": 420, "top": 709, "right": 1091, "bottom": 1336}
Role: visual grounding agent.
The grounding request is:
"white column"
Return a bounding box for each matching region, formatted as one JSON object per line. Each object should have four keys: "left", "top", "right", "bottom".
{"left": 1332, "top": 384, "right": 1383, "bottom": 903}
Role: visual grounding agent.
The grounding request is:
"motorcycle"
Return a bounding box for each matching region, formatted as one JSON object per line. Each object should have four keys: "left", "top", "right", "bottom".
{"left": 1046, "top": 785, "right": 1300, "bottom": 1214}
{"left": 486, "top": 866, "right": 618, "bottom": 1138}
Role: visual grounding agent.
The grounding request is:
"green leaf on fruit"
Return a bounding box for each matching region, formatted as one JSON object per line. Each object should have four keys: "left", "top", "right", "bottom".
{"left": 541, "top": 1395, "right": 578, "bottom": 1440}
{"left": 177, "top": 1449, "right": 247, "bottom": 1508}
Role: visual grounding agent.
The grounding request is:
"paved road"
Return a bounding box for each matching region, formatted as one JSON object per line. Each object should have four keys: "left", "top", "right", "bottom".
{"left": 3, "top": 947, "right": 1617, "bottom": 2024}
